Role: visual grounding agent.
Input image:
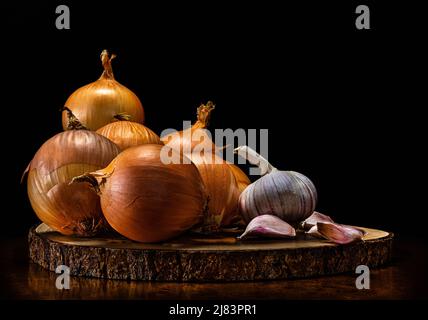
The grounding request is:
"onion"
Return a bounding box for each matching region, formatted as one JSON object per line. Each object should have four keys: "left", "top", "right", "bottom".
{"left": 234, "top": 146, "right": 317, "bottom": 224}
{"left": 72, "top": 144, "right": 207, "bottom": 243}
{"left": 161, "top": 101, "right": 219, "bottom": 156}
{"left": 96, "top": 113, "right": 161, "bottom": 150}
{"left": 23, "top": 124, "right": 120, "bottom": 236}
{"left": 161, "top": 102, "right": 240, "bottom": 229}
{"left": 62, "top": 50, "right": 144, "bottom": 131}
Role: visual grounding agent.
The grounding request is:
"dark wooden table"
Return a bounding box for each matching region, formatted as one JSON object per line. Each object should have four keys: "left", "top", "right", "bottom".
{"left": 1, "top": 236, "right": 427, "bottom": 300}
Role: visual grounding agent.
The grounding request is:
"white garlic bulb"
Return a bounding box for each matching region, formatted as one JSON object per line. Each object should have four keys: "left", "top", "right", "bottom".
{"left": 234, "top": 146, "right": 317, "bottom": 224}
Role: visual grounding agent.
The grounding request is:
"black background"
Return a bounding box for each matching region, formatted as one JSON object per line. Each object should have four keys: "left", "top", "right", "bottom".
{"left": 0, "top": 0, "right": 424, "bottom": 239}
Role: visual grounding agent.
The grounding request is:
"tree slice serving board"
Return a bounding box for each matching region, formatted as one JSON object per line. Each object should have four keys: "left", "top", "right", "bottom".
{"left": 29, "top": 223, "right": 393, "bottom": 282}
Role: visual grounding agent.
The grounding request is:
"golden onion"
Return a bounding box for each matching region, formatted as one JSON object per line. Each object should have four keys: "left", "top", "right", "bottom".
{"left": 24, "top": 130, "right": 120, "bottom": 236}
{"left": 62, "top": 50, "right": 144, "bottom": 131}
{"left": 161, "top": 102, "right": 240, "bottom": 229}
{"left": 96, "top": 113, "right": 161, "bottom": 150}
{"left": 72, "top": 144, "right": 207, "bottom": 243}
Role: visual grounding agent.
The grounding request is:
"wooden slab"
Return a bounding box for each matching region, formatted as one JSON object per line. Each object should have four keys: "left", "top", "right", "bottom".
{"left": 29, "top": 223, "right": 393, "bottom": 282}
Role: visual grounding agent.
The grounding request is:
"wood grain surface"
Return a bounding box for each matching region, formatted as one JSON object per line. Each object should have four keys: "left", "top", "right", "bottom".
{"left": 29, "top": 223, "right": 393, "bottom": 282}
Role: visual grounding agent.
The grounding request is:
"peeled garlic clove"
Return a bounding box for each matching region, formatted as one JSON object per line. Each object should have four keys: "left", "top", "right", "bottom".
{"left": 300, "top": 211, "right": 334, "bottom": 230}
{"left": 316, "top": 222, "right": 366, "bottom": 244}
{"left": 238, "top": 214, "right": 296, "bottom": 240}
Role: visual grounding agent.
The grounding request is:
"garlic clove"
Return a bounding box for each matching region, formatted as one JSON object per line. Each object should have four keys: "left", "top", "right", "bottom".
{"left": 238, "top": 214, "right": 296, "bottom": 240}
{"left": 316, "top": 222, "right": 366, "bottom": 244}
{"left": 300, "top": 211, "right": 334, "bottom": 230}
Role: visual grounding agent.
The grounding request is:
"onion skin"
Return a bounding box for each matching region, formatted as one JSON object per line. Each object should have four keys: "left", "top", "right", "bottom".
{"left": 225, "top": 164, "right": 250, "bottom": 227}
{"left": 25, "top": 130, "right": 120, "bottom": 236}
{"left": 73, "top": 144, "right": 207, "bottom": 243}
{"left": 228, "top": 164, "right": 251, "bottom": 193}
{"left": 62, "top": 50, "right": 144, "bottom": 131}
{"left": 235, "top": 146, "right": 317, "bottom": 224}
{"left": 97, "top": 119, "right": 161, "bottom": 151}
{"left": 195, "top": 155, "right": 241, "bottom": 228}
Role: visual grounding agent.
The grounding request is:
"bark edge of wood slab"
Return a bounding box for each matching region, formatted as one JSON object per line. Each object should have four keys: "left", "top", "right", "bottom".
{"left": 28, "top": 224, "right": 394, "bottom": 282}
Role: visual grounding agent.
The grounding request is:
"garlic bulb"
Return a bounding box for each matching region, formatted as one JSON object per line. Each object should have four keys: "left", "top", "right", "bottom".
{"left": 234, "top": 146, "right": 317, "bottom": 224}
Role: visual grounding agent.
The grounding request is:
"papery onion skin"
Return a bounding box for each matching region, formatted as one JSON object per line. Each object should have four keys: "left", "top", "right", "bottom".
{"left": 228, "top": 164, "right": 251, "bottom": 193}
{"left": 73, "top": 144, "right": 207, "bottom": 243}
{"left": 195, "top": 155, "right": 241, "bottom": 228}
{"left": 235, "top": 146, "right": 318, "bottom": 224}
{"left": 96, "top": 117, "right": 161, "bottom": 150}
{"left": 62, "top": 50, "right": 144, "bottom": 131}
{"left": 25, "top": 130, "right": 120, "bottom": 236}
{"left": 225, "top": 164, "right": 250, "bottom": 227}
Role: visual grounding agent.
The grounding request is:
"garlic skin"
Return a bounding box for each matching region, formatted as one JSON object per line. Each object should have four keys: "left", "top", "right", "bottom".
{"left": 238, "top": 214, "right": 296, "bottom": 239}
{"left": 301, "top": 211, "right": 334, "bottom": 230}
{"left": 306, "top": 225, "right": 324, "bottom": 238}
{"left": 234, "top": 146, "right": 317, "bottom": 224}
